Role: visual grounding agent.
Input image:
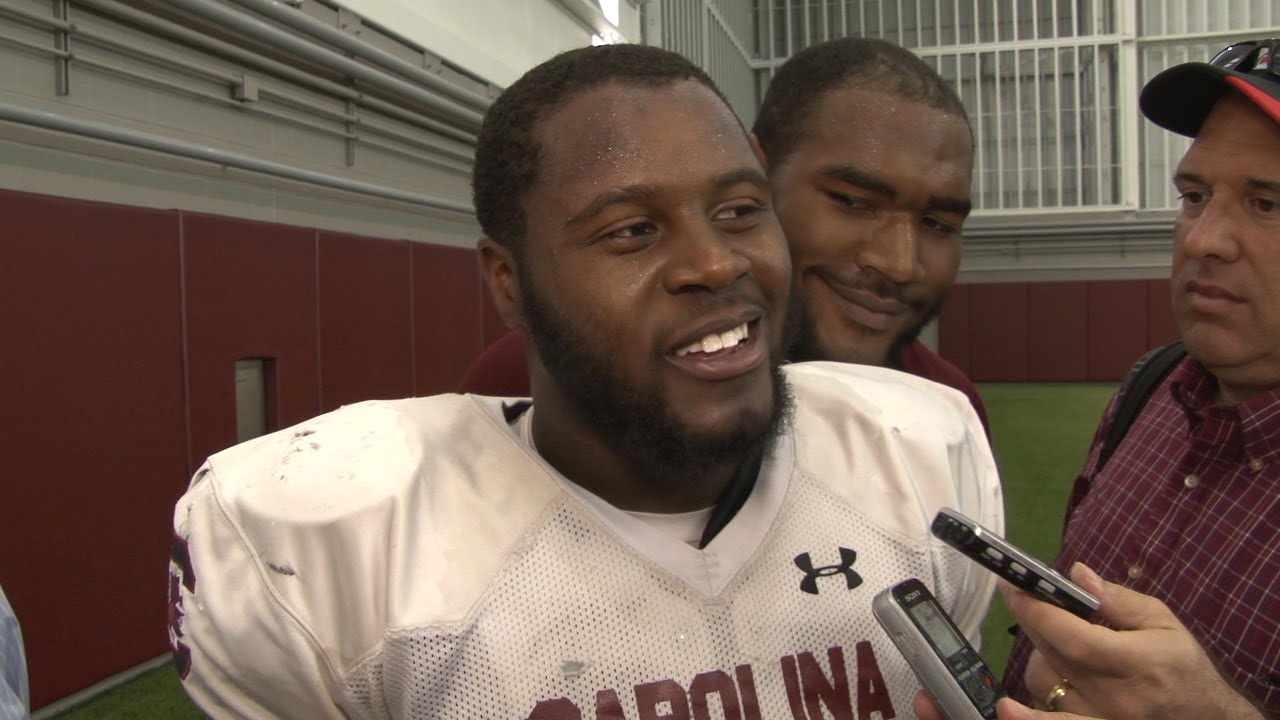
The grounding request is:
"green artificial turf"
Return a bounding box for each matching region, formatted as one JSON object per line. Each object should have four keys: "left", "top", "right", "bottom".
{"left": 48, "top": 383, "right": 1117, "bottom": 716}
{"left": 976, "top": 382, "right": 1117, "bottom": 676}
{"left": 50, "top": 665, "right": 205, "bottom": 719}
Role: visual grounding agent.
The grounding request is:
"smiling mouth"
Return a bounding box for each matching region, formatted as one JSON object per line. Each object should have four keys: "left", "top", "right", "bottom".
{"left": 667, "top": 320, "right": 766, "bottom": 382}
{"left": 831, "top": 283, "right": 907, "bottom": 314}
{"left": 824, "top": 285, "right": 909, "bottom": 333}
{"left": 674, "top": 322, "right": 749, "bottom": 357}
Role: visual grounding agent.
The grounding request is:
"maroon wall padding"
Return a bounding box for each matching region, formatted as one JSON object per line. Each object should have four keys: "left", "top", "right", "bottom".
{"left": 968, "top": 283, "right": 1030, "bottom": 381}
{"left": 182, "top": 213, "right": 321, "bottom": 469}
{"left": 942, "top": 278, "right": 1182, "bottom": 383}
{"left": 1026, "top": 282, "right": 1090, "bottom": 381}
{"left": 1086, "top": 281, "right": 1152, "bottom": 381}
{"left": 1, "top": 187, "right": 498, "bottom": 712}
{"left": 413, "top": 243, "right": 486, "bottom": 395}
{"left": 0, "top": 191, "right": 188, "bottom": 708}
{"left": 937, "top": 284, "right": 972, "bottom": 377}
{"left": 318, "top": 232, "right": 414, "bottom": 410}
{"left": 1146, "top": 278, "right": 1180, "bottom": 347}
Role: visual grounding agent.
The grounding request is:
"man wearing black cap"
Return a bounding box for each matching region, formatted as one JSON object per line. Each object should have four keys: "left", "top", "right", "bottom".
{"left": 991, "top": 39, "right": 1280, "bottom": 720}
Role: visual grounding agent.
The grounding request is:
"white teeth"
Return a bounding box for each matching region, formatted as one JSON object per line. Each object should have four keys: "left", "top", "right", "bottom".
{"left": 675, "top": 323, "right": 749, "bottom": 357}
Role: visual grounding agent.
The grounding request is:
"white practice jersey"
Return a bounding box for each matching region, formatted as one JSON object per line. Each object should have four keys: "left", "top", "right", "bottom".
{"left": 169, "top": 361, "right": 1002, "bottom": 720}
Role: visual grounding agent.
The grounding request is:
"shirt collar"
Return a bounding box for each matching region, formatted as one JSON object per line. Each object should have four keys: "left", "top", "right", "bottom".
{"left": 1170, "top": 355, "right": 1280, "bottom": 461}
{"left": 1168, "top": 357, "right": 1217, "bottom": 413}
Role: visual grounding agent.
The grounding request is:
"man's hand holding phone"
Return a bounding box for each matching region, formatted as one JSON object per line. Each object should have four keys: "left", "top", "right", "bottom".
{"left": 916, "top": 510, "right": 1266, "bottom": 720}
{"left": 1001, "top": 562, "right": 1265, "bottom": 720}
{"left": 918, "top": 562, "right": 1265, "bottom": 720}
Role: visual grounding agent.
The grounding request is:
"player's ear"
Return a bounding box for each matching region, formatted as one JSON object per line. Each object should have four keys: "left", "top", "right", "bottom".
{"left": 749, "top": 132, "right": 770, "bottom": 174}
{"left": 477, "top": 237, "right": 523, "bottom": 330}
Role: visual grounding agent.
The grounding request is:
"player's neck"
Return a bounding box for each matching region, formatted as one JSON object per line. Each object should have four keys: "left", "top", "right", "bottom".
{"left": 528, "top": 396, "right": 739, "bottom": 513}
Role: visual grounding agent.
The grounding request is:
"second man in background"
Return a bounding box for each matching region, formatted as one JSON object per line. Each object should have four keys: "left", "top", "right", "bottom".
{"left": 458, "top": 37, "right": 989, "bottom": 436}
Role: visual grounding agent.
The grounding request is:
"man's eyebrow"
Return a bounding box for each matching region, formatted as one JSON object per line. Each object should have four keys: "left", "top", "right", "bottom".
{"left": 563, "top": 184, "right": 659, "bottom": 229}
{"left": 562, "top": 169, "right": 768, "bottom": 230}
{"left": 1247, "top": 177, "right": 1280, "bottom": 194}
{"left": 820, "top": 164, "right": 971, "bottom": 215}
{"left": 1174, "top": 171, "right": 1280, "bottom": 194}
{"left": 820, "top": 165, "right": 897, "bottom": 198}
{"left": 713, "top": 168, "right": 770, "bottom": 194}
{"left": 931, "top": 195, "right": 972, "bottom": 217}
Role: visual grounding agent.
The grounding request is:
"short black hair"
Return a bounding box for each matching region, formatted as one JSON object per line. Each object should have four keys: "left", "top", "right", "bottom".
{"left": 753, "top": 37, "right": 970, "bottom": 166}
{"left": 472, "top": 44, "right": 731, "bottom": 251}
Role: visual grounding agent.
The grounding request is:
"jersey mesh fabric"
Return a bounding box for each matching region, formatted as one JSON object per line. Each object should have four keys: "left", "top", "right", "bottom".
{"left": 341, "top": 472, "right": 972, "bottom": 719}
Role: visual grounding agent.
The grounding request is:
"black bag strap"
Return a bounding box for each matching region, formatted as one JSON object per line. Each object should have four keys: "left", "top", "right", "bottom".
{"left": 1013, "top": 341, "right": 1190, "bottom": 640}
{"left": 1095, "top": 340, "right": 1187, "bottom": 473}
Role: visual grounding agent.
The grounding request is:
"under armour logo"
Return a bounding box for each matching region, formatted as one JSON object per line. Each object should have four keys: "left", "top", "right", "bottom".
{"left": 794, "top": 548, "right": 863, "bottom": 595}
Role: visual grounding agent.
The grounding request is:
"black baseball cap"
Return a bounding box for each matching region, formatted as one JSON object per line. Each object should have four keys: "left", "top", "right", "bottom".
{"left": 1140, "top": 39, "right": 1280, "bottom": 137}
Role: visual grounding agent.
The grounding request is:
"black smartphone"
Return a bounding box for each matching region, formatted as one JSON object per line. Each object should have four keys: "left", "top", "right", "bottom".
{"left": 931, "top": 507, "right": 1100, "bottom": 620}
{"left": 873, "top": 577, "right": 1005, "bottom": 720}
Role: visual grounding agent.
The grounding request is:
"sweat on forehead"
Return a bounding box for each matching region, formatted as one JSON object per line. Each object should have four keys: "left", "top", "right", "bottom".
{"left": 752, "top": 37, "right": 969, "bottom": 166}
{"left": 470, "top": 44, "right": 732, "bottom": 251}
{"left": 535, "top": 81, "right": 743, "bottom": 186}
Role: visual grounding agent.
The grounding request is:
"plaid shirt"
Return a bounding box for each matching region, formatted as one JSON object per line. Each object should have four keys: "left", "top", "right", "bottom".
{"left": 1004, "top": 357, "right": 1280, "bottom": 716}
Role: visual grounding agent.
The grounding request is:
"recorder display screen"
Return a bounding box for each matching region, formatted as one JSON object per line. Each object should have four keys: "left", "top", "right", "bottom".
{"left": 909, "top": 600, "right": 964, "bottom": 659}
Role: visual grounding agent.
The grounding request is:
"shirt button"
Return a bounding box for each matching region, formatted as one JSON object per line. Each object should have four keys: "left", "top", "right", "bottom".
{"left": 1127, "top": 565, "right": 1143, "bottom": 580}
{"left": 1250, "top": 458, "right": 1264, "bottom": 472}
{"left": 1184, "top": 474, "right": 1200, "bottom": 489}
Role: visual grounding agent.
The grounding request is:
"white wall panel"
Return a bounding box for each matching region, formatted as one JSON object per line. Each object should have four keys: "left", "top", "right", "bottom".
{"left": 341, "top": 0, "right": 641, "bottom": 86}
{"left": 0, "top": 0, "right": 484, "bottom": 244}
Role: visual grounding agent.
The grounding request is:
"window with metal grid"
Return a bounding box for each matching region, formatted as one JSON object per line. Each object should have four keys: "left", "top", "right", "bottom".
{"left": 649, "top": 0, "right": 1280, "bottom": 215}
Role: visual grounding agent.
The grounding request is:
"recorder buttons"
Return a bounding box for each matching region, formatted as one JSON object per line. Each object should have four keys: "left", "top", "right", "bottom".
{"left": 964, "top": 669, "right": 999, "bottom": 707}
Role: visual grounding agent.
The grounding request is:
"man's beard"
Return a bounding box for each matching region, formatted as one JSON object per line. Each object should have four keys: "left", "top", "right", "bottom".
{"left": 885, "top": 300, "right": 944, "bottom": 369}
{"left": 521, "top": 279, "right": 796, "bottom": 480}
